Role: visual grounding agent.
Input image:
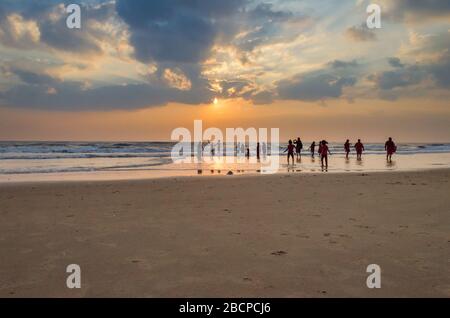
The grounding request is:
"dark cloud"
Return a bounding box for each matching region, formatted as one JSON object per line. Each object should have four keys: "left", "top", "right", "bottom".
{"left": 329, "top": 60, "right": 359, "bottom": 69}
{"left": 116, "top": 0, "right": 246, "bottom": 64}
{"left": 388, "top": 57, "right": 404, "bottom": 68}
{"left": 275, "top": 59, "right": 360, "bottom": 102}
{"left": 369, "top": 53, "right": 450, "bottom": 91}
{"left": 1, "top": 80, "right": 214, "bottom": 111}
{"left": 8, "top": 67, "right": 57, "bottom": 85}
{"left": 424, "top": 53, "right": 450, "bottom": 89}
{"left": 368, "top": 67, "right": 423, "bottom": 90}
{"left": 248, "top": 3, "right": 293, "bottom": 21}
{"left": 0, "top": 66, "right": 214, "bottom": 110}
{"left": 345, "top": 24, "right": 377, "bottom": 42}
{"left": 277, "top": 73, "right": 356, "bottom": 101}
{"left": 384, "top": 0, "right": 450, "bottom": 21}
{"left": 233, "top": 3, "right": 310, "bottom": 53}
{"left": 0, "top": 1, "right": 117, "bottom": 55}
{"left": 250, "top": 90, "right": 274, "bottom": 105}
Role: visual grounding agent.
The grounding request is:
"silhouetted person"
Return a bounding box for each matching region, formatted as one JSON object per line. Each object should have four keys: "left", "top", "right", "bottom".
{"left": 309, "top": 141, "right": 316, "bottom": 158}
{"left": 284, "top": 140, "right": 295, "bottom": 165}
{"left": 256, "top": 142, "right": 260, "bottom": 159}
{"left": 320, "top": 140, "right": 331, "bottom": 168}
{"left": 246, "top": 147, "right": 250, "bottom": 159}
{"left": 294, "top": 137, "right": 303, "bottom": 161}
{"left": 385, "top": 137, "right": 396, "bottom": 162}
{"left": 318, "top": 140, "right": 323, "bottom": 159}
{"left": 344, "top": 139, "right": 351, "bottom": 159}
{"left": 354, "top": 139, "right": 365, "bottom": 160}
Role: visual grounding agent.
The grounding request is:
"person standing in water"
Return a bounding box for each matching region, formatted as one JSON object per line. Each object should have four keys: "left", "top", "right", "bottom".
{"left": 385, "top": 137, "right": 396, "bottom": 162}
{"left": 344, "top": 139, "right": 351, "bottom": 159}
{"left": 256, "top": 142, "right": 260, "bottom": 160}
{"left": 354, "top": 139, "right": 365, "bottom": 160}
{"left": 309, "top": 141, "right": 316, "bottom": 158}
{"left": 284, "top": 140, "right": 295, "bottom": 165}
{"left": 318, "top": 140, "right": 323, "bottom": 160}
{"left": 320, "top": 140, "right": 331, "bottom": 168}
{"left": 294, "top": 137, "right": 303, "bottom": 161}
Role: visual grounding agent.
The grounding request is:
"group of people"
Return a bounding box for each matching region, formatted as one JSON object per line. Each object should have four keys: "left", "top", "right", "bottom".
{"left": 285, "top": 137, "right": 397, "bottom": 167}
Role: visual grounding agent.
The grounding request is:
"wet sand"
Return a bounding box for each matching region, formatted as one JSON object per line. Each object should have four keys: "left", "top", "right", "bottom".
{"left": 2, "top": 152, "right": 450, "bottom": 183}
{"left": 0, "top": 169, "right": 449, "bottom": 297}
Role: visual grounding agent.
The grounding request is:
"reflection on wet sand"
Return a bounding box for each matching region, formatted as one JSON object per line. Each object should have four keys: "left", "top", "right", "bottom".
{"left": 2, "top": 153, "right": 450, "bottom": 183}
{"left": 386, "top": 160, "right": 396, "bottom": 169}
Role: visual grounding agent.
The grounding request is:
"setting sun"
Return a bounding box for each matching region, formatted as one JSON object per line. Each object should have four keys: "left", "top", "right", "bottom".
{"left": 213, "top": 97, "right": 219, "bottom": 105}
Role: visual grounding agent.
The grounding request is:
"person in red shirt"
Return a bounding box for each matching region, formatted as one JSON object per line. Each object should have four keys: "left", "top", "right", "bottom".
{"left": 344, "top": 139, "right": 351, "bottom": 159}
{"left": 284, "top": 139, "right": 295, "bottom": 165}
{"left": 320, "top": 140, "right": 331, "bottom": 168}
{"left": 354, "top": 139, "right": 365, "bottom": 160}
{"left": 318, "top": 140, "right": 323, "bottom": 159}
{"left": 385, "top": 137, "right": 396, "bottom": 162}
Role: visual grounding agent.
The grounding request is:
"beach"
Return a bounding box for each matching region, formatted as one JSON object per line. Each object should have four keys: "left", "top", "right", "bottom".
{"left": 0, "top": 169, "right": 449, "bottom": 297}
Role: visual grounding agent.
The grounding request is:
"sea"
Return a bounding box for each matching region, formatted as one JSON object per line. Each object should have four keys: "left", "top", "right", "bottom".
{"left": 1, "top": 141, "right": 450, "bottom": 181}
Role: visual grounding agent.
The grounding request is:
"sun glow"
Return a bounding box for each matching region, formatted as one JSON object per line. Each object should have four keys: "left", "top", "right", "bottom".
{"left": 213, "top": 97, "right": 219, "bottom": 105}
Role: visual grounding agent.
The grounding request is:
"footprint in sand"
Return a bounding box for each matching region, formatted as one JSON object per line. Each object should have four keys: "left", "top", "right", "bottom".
{"left": 271, "top": 250, "right": 287, "bottom": 256}
{"left": 354, "top": 224, "right": 372, "bottom": 229}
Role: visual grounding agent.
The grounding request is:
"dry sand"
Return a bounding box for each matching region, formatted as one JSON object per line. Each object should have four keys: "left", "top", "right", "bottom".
{"left": 0, "top": 169, "right": 449, "bottom": 297}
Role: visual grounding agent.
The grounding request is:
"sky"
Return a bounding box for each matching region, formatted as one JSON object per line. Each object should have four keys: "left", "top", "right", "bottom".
{"left": 0, "top": 0, "right": 449, "bottom": 142}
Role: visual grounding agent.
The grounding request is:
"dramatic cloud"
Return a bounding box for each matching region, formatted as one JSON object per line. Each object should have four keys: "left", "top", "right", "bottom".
{"left": 0, "top": 1, "right": 118, "bottom": 55}
{"left": 0, "top": 67, "right": 214, "bottom": 110}
{"left": 0, "top": 0, "right": 448, "bottom": 110}
{"left": 116, "top": 0, "right": 246, "bottom": 64}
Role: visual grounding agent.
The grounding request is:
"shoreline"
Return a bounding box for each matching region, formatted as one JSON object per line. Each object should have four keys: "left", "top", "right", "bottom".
{"left": 1, "top": 152, "right": 450, "bottom": 184}
{"left": 1, "top": 169, "right": 449, "bottom": 297}
{"left": 1, "top": 166, "right": 450, "bottom": 187}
